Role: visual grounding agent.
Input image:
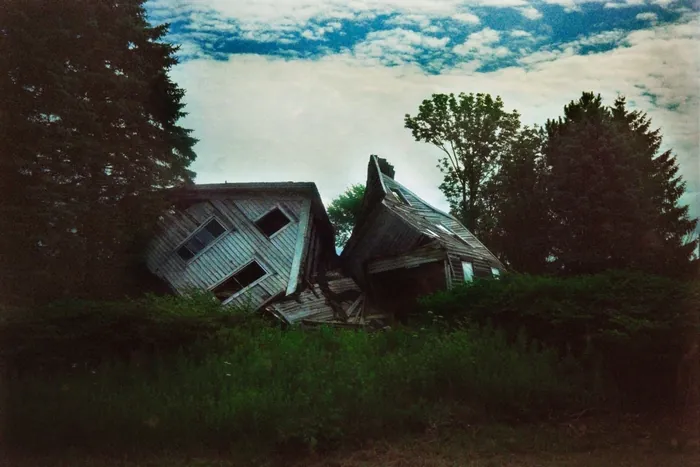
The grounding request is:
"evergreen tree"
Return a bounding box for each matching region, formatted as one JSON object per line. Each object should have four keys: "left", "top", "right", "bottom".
{"left": 488, "top": 126, "right": 551, "bottom": 273}
{"left": 544, "top": 92, "right": 697, "bottom": 277}
{"left": 0, "top": 0, "right": 197, "bottom": 302}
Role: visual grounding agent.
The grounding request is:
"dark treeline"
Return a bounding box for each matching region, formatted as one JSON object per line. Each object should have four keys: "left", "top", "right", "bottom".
{"left": 0, "top": 0, "right": 197, "bottom": 305}
{"left": 404, "top": 92, "right": 698, "bottom": 278}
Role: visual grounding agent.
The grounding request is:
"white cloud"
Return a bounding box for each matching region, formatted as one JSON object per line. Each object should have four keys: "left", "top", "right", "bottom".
{"left": 351, "top": 28, "right": 449, "bottom": 65}
{"left": 453, "top": 12, "right": 481, "bottom": 24}
{"left": 576, "top": 29, "right": 627, "bottom": 46}
{"left": 510, "top": 29, "right": 533, "bottom": 38}
{"left": 474, "top": 0, "right": 528, "bottom": 5}
{"left": 520, "top": 6, "right": 543, "bottom": 20}
{"left": 385, "top": 13, "right": 433, "bottom": 28}
{"left": 636, "top": 12, "right": 659, "bottom": 21}
{"left": 517, "top": 30, "right": 626, "bottom": 66}
{"left": 454, "top": 27, "right": 510, "bottom": 57}
{"left": 147, "top": 0, "right": 537, "bottom": 44}
{"left": 299, "top": 21, "right": 344, "bottom": 40}
{"left": 518, "top": 46, "right": 577, "bottom": 65}
{"left": 537, "top": 0, "right": 580, "bottom": 10}
{"left": 170, "top": 15, "right": 700, "bottom": 217}
{"left": 604, "top": 0, "right": 646, "bottom": 8}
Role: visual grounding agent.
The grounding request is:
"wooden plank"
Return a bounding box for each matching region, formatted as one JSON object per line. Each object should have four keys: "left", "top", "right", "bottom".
{"left": 286, "top": 198, "right": 312, "bottom": 296}
{"left": 345, "top": 295, "right": 363, "bottom": 320}
{"left": 367, "top": 250, "right": 443, "bottom": 273}
{"left": 444, "top": 259, "right": 453, "bottom": 290}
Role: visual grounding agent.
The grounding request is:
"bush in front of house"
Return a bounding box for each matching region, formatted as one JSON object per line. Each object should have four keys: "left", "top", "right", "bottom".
{"left": 0, "top": 290, "right": 268, "bottom": 375}
{"left": 418, "top": 270, "right": 698, "bottom": 411}
{"left": 4, "top": 313, "right": 589, "bottom": 455}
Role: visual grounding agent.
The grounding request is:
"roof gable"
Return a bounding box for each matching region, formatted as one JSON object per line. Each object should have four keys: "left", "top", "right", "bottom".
{"left": 344, "top": 155, "right": 504, "bottom": 269}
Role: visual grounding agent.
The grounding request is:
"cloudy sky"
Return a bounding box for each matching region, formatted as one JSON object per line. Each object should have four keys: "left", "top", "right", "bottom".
{"left": 146, "top": 0, "right": 699, "bottom": 222}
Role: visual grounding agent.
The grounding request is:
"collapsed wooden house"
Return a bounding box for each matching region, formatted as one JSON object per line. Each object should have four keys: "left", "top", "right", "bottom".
{"left": 340, "top": 155, "right": 505, "bottom": 321}
{"left": 144, "top": 182, "right": 376, "bottom": 325}
{"left": 145, "top": 157, "right": 503, "bottom": 325}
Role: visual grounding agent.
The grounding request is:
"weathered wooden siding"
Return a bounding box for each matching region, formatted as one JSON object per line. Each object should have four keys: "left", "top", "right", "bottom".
{"left": 303, "top": 220, "right": 329, "bottom": 283}
{"left": 447, "top": 253, "right": 496, "bottom": 284}
{"left": 270, "top": 277, "right": 362, "bottom": 324}
{"left": 343, "top": 204, "right": 424, "bottom": 287}
{"left": 367, "top": 245, "right": 446, "bottom": 273}
{"left": 145, "top": 195, "right": 309, "bottom": 305}
{"left": 382, "top": 174, "right": 503, "bottom": 269}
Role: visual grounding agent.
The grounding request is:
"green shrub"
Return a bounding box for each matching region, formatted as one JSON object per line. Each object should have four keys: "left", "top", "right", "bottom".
{"left": 0, "top": 291, "right": 267, "bottom": 375}
{"left": 4, "top": 319, "right": 588, "bottom": 454}
{"left": 418, "top": 270, "right": 696, "bottom": 410}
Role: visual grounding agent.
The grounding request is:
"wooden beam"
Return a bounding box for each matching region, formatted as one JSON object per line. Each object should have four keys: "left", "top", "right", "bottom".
{"left": 444, "top": 259, "right": 453, "bottom": 290}
{"left": 286, "top": 198, "right": 312, "bottom": 296}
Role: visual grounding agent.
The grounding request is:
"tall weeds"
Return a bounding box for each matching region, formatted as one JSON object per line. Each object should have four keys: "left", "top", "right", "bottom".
{"left": 5, "top": 323, "right": 586, "bottom": 454}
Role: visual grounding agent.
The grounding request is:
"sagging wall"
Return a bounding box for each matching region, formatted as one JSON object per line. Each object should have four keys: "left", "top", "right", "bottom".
{"left": 145, "top": 195, "right": 309, "bottom": 308}
{"left": 342, "top": 204, "right": 424, "bottom": 289}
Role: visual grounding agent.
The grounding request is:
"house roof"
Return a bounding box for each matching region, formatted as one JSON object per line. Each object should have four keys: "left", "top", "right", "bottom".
{"left": 342, "top": 155, "right": 504, "bottom": 269}
{"left": 174, "top": 181, "right": 319, "bottom": 193}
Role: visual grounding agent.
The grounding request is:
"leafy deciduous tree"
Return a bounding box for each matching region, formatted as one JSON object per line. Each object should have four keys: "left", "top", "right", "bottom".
{"left": 327, "top": 184, "right": 365, "bottom": 249}
{"left": 404, "top": 92, "right": 520, "bottom": 238}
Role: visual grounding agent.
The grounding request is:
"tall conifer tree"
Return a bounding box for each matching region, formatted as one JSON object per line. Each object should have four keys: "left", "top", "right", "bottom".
{"left": 0, "top": 0, "right": 197, "bottom": 301}
{"left": 544, "top": 92, "right": 697, "bottom": 277}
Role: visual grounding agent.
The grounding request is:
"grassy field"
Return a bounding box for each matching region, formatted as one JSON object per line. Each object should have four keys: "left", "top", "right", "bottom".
{"left": 4, "top": 275, "right": 697, "bottom": 466}
{"left": 5, "top": 418, "right": 699, "bottom": 467}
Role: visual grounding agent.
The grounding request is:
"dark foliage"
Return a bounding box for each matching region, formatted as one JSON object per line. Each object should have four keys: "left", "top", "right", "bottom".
{"left": 487, "top": 126, "right": 551, "bottom": 273}
{"left": 419, "top": 270, "right": 698, "bottom": 411}
{"left": 0, "top": 292, "right": 266, "bottom": 375}
{"left": 0, "top": 0, "right": 197, "bottom": 303}
{"left": 327, "top": 184, "right": 366, "bottom": 248}
{"left": 544, "top": 92, "right": 697, "bottom": 277}
{"left": 3, "top": 295, "right": 586, "bottom": 455}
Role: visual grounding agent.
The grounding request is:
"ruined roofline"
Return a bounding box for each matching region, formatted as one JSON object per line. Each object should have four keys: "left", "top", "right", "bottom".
{"left": 172, "top": 181, "right": 320, "bottom": 196}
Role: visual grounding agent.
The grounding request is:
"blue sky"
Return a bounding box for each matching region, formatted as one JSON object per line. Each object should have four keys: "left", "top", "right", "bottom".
{"left": 146, "top": 0, "right": 699, "bottom": 224}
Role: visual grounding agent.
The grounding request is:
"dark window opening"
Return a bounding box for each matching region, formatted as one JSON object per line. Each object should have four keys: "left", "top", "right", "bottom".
{"left": 391, "top": 188, "right": 410, "bottom": 205}
{"left": 212, "top": 261, "right": 266, "bottom": 300}
{"left": 177, "top": 246, "right": 195, "bottom": 260}
{"left": 176, "top": 218, "right": 227, "bottom": 261}
{"left": 255, "top": 208, "right": 291, "bottom": 237}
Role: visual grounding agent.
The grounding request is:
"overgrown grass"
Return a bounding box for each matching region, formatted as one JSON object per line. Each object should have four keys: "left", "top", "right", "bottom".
{"left": 9, "top": 271, "right": 691, "bottom": 457}
{"left": 5, "top": 322, "right": 589, "bottom": 455}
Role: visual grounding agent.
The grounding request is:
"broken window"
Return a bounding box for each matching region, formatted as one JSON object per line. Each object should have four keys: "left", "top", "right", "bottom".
{"left": 211, "top": 260, "right": 267, "bottom": 301}
{"left": 255, "top": 207, "right": 291, "bottom": 237}
{"left": 390, "top": 188, "right": 410, "bottom": 205}
{"left": 462, "top": 261, "right": 474, "bottom": 282}
{"left": 177, "top": 218, "right": 227, "bottom": 261}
